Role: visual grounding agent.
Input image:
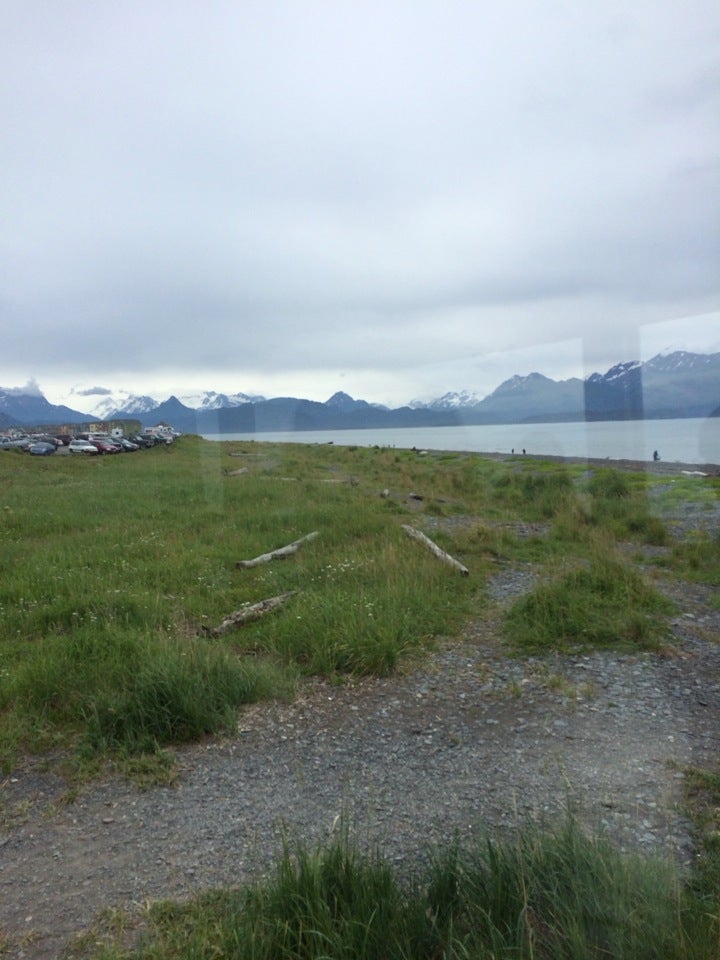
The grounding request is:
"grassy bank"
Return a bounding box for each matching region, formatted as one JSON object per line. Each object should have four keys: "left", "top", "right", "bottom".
{"left": 88, "top": 816, "right": 719, "bottom": 959}
{"left": 1, "top": 436, "right": 718, "bottom": 768}
{"left": 3, "top": 437, "right": 719, "bottom": 957}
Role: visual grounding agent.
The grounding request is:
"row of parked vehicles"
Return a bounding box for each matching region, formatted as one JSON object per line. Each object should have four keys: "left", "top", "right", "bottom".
{"left": 0, "top": 432, "right": 174, "bottom": 456}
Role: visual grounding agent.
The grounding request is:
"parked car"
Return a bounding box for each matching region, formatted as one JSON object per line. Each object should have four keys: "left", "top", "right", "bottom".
{"left": 0, "top": 437, "right": 12, "bottom": 450}
{"left": 68, "top": 439, "right": 100, "bottom": 454}
{"left": 114, "top": 437, "right": 139, "bottom": 451}
{"left": 88, "top": 437, "right": 121, "bottom": 454}
{"left": 3, "top": 435, "right": 31, "bottom": 449}
{"left": 28, "top": 441, "right": 57, "bottom": 456}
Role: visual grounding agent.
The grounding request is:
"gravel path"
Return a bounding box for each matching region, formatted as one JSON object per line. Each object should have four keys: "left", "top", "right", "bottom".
{"left": 1, "top": 470, "right": 719, "bottom": 958}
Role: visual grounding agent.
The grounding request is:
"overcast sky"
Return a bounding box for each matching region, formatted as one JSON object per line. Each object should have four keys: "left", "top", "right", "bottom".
{"left": 2, "top": 1, "right": 719, "bottom": 411}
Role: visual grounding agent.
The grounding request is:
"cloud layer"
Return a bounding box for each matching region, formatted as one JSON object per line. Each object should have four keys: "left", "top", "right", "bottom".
{"left": 2, "top": 1, "right": 719, "bottom": 405}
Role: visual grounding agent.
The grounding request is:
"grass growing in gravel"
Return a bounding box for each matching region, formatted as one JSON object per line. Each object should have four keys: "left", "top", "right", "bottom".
{"left": 681, "top": 765, "right": 720, "bottom": 900}
{"left": 0, "top": 439, "right": 706, "bottom": 769}
{"left": 583, "top": 468, "right": 670, "bottom": 544}
{"left": 502, "top": 548, "right": 675, "bottom": 654}
{"left": 92, "top": 816, "right": 717, "bottom": 960}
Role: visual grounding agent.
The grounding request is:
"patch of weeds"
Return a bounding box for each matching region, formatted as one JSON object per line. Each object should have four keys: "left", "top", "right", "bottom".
{"left": 116, "top": 747, "right": 179, "bottom": 789}
{"left": 681, "top": 765, "right": 720, "bottom": 900}
{"left": 585, "top": 471, "right": 669, "bottom": 545}
{"left": 525, "top": 663, "right": 595, "bottom": 700}
{"left": 472, "top": 522, "right": 518, "bottom": 557}
{"left": 503, "top": 556, "right": 675, "bottom": 654}
{"left": 82, "top": 642, "right": 273, "bottom": 754}
{"left": 492, "top": 466, "right": 576, "bottom": 521}
{"left": 102, "top": 816, "right": 706, "bottom": 960}
{"left": 667, "top": 531, "right": 720, "bottom": 587}
{"left": 588, "top": 468, "right": 632, "bottom": 499}
{"left": 382, "top": 498, "right": 410, "bottom": 514}
{"left": 64, "top": 905, "right": 140, "bottom": 960}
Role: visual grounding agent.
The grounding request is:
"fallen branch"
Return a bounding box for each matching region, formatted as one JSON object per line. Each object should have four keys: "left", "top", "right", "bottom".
{"left": 401, "top": 524, "right": 469, "bottom": 576}
{"left": 236, "top": 531, "right": 320, "bottom": 569}
{"left": 205, "top": 591, "right": 296, "bottom": 637}
{"left": 226, "top": 467, "right": 248, "bottom": 476}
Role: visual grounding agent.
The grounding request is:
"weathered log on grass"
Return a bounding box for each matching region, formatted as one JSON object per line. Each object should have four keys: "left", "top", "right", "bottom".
{"left": 401, "top": 524, "right": 469, "bottom": 576}
{"left": 226, "top": 467, "right": 249, "bottom": 476}
{"left": 236, "top": 531, "right": 320, "bottom": 569}
{"left": 205, "top": 591, "right": 296, "bottom": 637}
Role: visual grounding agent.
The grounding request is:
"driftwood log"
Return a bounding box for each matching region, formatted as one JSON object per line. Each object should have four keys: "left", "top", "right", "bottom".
{"left": 226, "top": 467, "right": 249, "bottom": 476}
{"left": 236, "top": 531, "right": 319, "bottom": 569}
{"left": 205, "top": 591, "right": 295, "bottom": 637}
{"left": 401, "top": 524, "right": 469, "bottom": 576}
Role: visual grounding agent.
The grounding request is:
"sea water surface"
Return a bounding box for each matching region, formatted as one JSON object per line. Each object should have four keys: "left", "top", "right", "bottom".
{"left": 204, "top": 417, "right": 719, "bottom": 466}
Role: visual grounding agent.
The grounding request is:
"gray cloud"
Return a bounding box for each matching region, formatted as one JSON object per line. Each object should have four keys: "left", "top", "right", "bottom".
{"left": 73, "top": 386, "right": 113, "bottom": 397}
{"left": 1, "top": 1, "right": 718, "bottom": 406}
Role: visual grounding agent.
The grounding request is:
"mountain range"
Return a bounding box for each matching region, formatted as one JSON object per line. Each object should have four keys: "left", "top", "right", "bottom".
{"left": 1, "top": 351, "right": 718, "bottom": 433}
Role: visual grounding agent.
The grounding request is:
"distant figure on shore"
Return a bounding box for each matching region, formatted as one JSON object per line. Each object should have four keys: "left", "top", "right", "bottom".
{"left": 653, "top": 450, "right": 660, "bottom": 462}
{"left": 522, "top": 448, "right": 526, "bottom": 455}
{"left": 511, "top": 448, "right": 514, "bottom": 455}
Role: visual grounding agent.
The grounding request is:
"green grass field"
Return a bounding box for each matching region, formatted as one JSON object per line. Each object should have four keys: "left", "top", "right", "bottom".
{"left": 2, "top": 437, "right": 719, "bottom": 957}
{"left": 2, "top": 436, "right": 718, "bottom": 766}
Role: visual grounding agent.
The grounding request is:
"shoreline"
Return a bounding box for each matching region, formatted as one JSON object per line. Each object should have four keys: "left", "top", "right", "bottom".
{"left": 357, "top": 443, "right": 719, "bottom": 475}
{"left": 462, "top": 451, "right": 720, "bottom": 475}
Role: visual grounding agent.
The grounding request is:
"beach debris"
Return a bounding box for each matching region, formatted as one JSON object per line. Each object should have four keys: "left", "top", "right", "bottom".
{"left": 401, "top": 524, "right": 469, "bottom": 576}
{"left": 204, "top": 591, "right": 296, "bottom": 637}
{"left": 235, "top": 531, "right": 320, "bottom": 569}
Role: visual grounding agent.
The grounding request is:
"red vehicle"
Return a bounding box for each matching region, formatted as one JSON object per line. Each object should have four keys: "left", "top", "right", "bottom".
{"left": 88, "top": 437, "right": 121, "bottom": 454}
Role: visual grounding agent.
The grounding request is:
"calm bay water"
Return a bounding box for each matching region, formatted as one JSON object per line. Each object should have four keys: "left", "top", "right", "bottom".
{"left": 204, "top": 417, "right": 719, "bottom": 466}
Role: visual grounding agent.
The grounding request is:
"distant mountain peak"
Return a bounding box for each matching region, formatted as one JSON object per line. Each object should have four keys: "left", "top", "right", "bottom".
{"left": 325, "top": 391, "right": 355, "bottom": 405}
{"left": 412, "top": 389, "right": 485, "bottom": 410}
{"left": 324, "top": 391, "right": 372, "bottom": 412}
{"left": 488, "top": 372, "right": 553, "bottom": 396}
{"left": 177, "top": 389, "right": 265, "bottom": 410}
{"left": 89, "top": 392, "right": 159, "bottom": 419}
{"left": 603, "top": 360, "right": 641, "bottom": 383}
{"left": 1, "top": 350, "right": 718, "bottom": 431}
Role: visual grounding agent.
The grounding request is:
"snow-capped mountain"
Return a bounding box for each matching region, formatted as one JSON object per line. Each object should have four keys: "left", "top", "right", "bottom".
{"left": 1, "top": 351, "right": 718, "bottom": 430}
{"left": 86, "top": 389, "right": 266, "bottom": 418}
{"left": 0, "top": 382, "right": 89, "bottom": 425}
{"left": 88, "top": 392, "right": 160, "bottom": 419}
{"left": 419, "top": 351, "right": 719, "bottom": 421}
{"left": 410, "top": 389, "right": 485, "bottom": 410}
{"left": 588, "top": 360, "right": 642, "bottom": 384}
{"left": 176, "top": 390, "right": 266, "bottom": 410}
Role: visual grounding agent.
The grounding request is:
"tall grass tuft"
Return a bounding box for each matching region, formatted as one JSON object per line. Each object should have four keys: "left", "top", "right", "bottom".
{"left": 586, "top": 468, "right": 669, "bottom": 545}
{"left": 503, "top": 553, "right": 675, "bottom": 653}
{"left": 101, "top": 817, "right": 713, "bottom": 959}
{"left": 83, "top": 641, "right": 283, "bottom": 753}
{"left": 6, "top": 627, "right": 290, "bottom": 755}
{"left": 491, "top": 466, "right": 576, "bottom": 520}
